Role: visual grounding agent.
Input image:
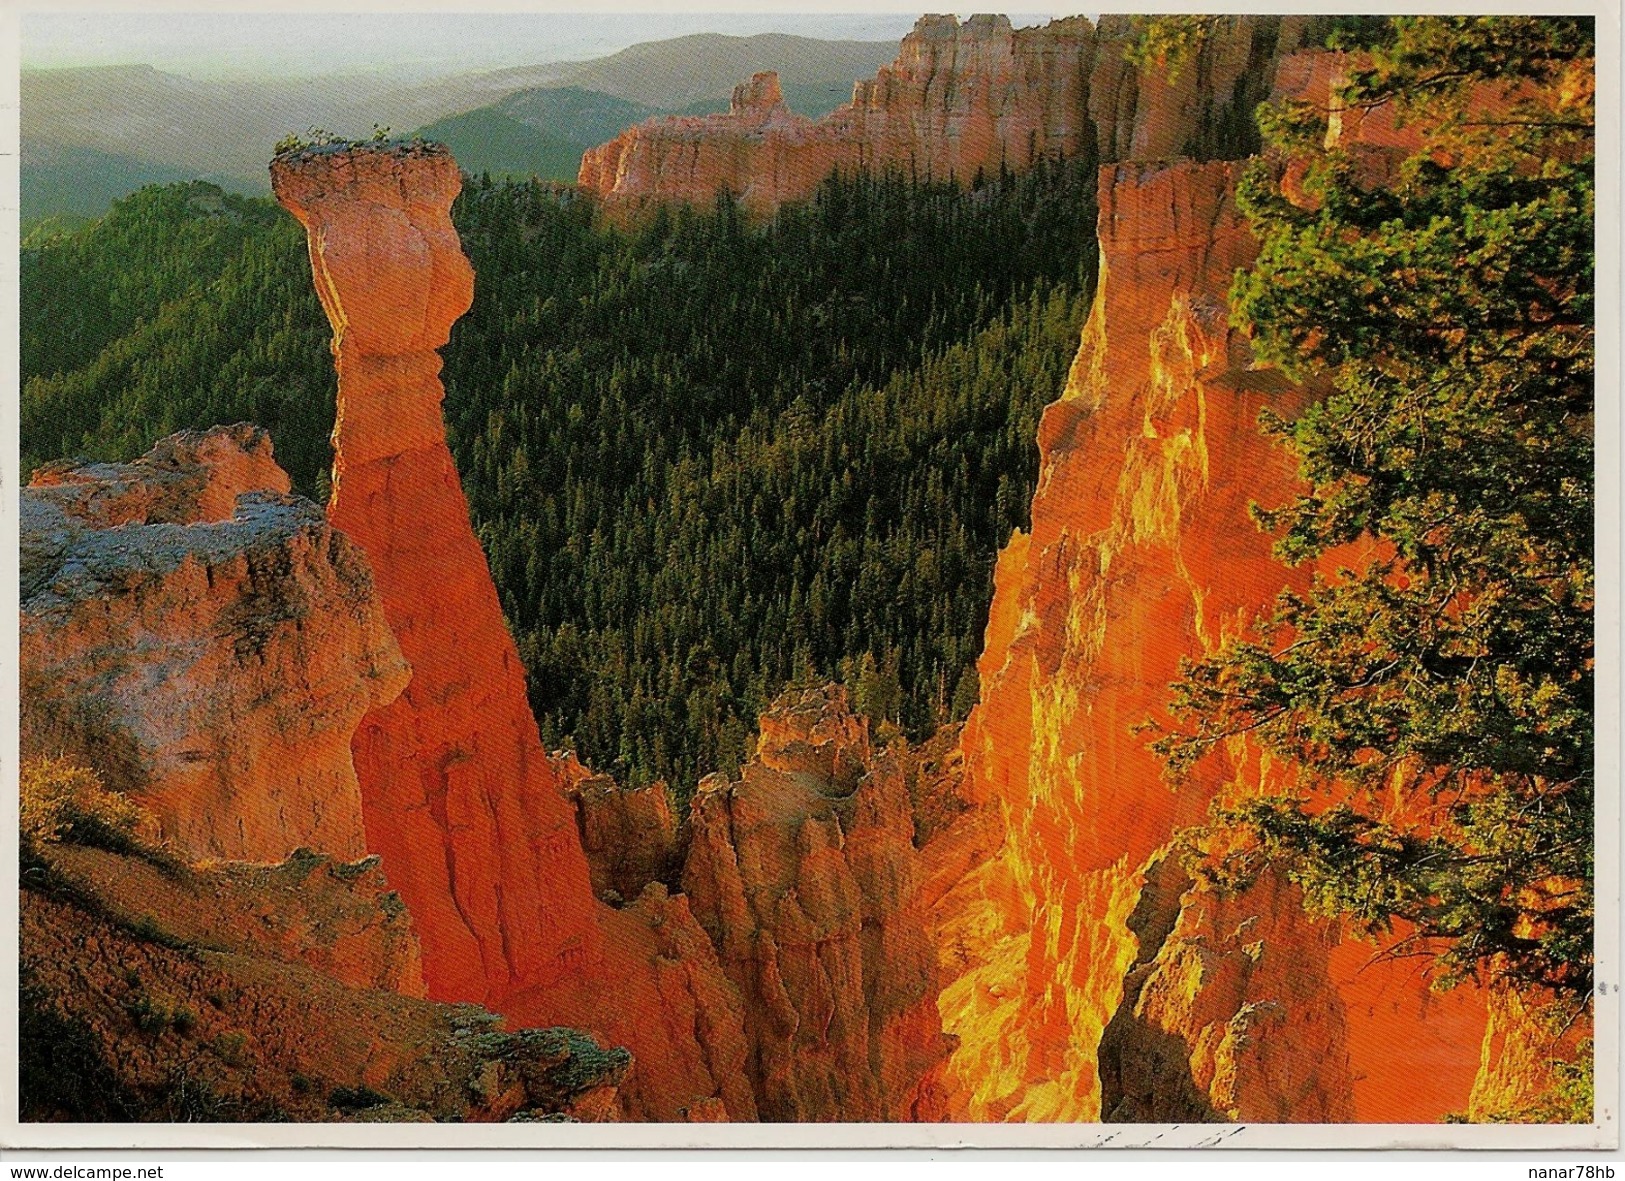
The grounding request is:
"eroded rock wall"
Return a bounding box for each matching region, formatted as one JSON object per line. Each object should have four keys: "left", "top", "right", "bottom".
{"left": 21, "top": 427, "right": 408, "bottom": 863}
{"left": 1098, "top": 859, "right": 1358, "bottom": 1123}
{"left": 42, "top": 842, "right": 427, "bottom": 997}
{"left": 935, "top": 157, "right": 1302, "bottom": 1121}
{"left": 556, "top": 753, "right": 681, "bottom": 905}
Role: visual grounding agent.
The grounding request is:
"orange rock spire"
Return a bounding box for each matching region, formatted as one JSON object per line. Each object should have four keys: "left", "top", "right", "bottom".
{"left": 682, "top": 685, "right": 953, "bottom": 1120}
{"left": 272, "top": 142, "right": 765, "bottom": 1122}
{"left": 271, "top": 144, "right": 603, "bottom": 1003}
{"left": 936, "top": 157, "right": 1309, "bottom": 1121}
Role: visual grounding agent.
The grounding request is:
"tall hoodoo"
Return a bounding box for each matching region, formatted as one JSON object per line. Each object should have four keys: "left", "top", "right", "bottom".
{"left": 271, "top": 143, "right": 604, "bottom": 1004}
{"left": 272, "top": 142, "right": 765, "bottom": 1122}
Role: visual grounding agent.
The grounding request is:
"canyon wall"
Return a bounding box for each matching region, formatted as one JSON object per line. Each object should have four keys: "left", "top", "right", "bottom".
{"left": 922, "top": 43, "right": 1589, "bottom": 1126}
{"left": 579, "top": 14, "right": 1316, "bottom": 214}
{"left": 21, "top": 29, "right": 1577, "bottom": 1125}
{"left": 21, "top": 426, "right": 408, "bottom": 863}
{"left": 932, "top": 154, "right": 1491, "bottom": 1122}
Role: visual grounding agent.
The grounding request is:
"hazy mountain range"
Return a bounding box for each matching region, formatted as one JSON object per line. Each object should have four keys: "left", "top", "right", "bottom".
{"left": 21, "top": 31, "right": 903, "bottom": 226}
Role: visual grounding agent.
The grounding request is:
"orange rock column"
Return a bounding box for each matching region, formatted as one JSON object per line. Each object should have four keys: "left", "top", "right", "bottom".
{"left": 271, "top": 144, "right": 602, "bottom": 1004}
{"left": 681, "top": 685, "right": 952, "bottom": 1121}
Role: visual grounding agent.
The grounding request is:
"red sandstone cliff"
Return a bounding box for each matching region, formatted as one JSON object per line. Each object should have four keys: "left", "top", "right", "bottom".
{"left": 578, "top": 14, "right": 1316, "bottom": 214}
{"left": 270, "top": 143, "right": 756, "bottom": 1121}
{"left": 21, "top": 427, "right": 409, "bottom": 863}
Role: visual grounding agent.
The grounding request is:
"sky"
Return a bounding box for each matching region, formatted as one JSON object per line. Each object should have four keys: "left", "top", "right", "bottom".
{"left": 21, "top": 11, "right": 1070, "bottom": 80}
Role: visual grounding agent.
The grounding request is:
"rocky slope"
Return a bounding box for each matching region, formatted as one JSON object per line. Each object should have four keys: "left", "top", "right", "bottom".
{"left": 21, "top": 426, "right": 409, "bottom": 863}
{"left": 21, "top": 838, "right": 628, "bottom": 1123}
{"left": 578, "top": 14, "right": 1316, "bottom": 214}
{"left": 41, "top": 841, "right": 426, "bottom": 997}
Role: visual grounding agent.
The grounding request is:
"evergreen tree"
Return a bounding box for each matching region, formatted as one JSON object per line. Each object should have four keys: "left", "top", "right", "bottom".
{"left": 1154, "top": 17, "right": 1595, "bottom": 996}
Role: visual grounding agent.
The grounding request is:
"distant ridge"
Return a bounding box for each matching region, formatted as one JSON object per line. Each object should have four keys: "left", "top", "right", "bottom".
{"left": 21, "top": 142, "right": 212, "bottom": 224}
{"left": 22, "top": 30, "right": 898, "bottom": 222}
{"left": 417, "top": 88, "right": 661, "bottom": 183}
{"left": 558, "top": 32, "right": 896, "bottom": 108}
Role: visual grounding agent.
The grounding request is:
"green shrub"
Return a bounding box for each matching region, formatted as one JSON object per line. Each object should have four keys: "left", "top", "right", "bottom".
{"left": 212, "top": 1031, "right": 249, "bottom": 1067}
{"left": 20, "top": 755, "right": 149, "bottom": 851}
{"left": 124, "top": 993, "right": 170, "bottom": 1034}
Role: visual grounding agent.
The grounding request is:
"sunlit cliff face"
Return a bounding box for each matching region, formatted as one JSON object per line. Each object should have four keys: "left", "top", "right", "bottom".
{"left": 935, "top": 158, "right": 1306, "bottom": 1120}
{"left": 932, "top": 154, "right": 1493, "bottom": 1123}
{"left": 577, "top": 14, "right": 1311, "bottom": 216}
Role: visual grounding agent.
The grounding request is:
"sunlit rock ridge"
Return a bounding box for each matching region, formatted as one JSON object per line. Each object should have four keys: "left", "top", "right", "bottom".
{"left": 579, "top": 14, "right": 1319, "bottom": 213}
